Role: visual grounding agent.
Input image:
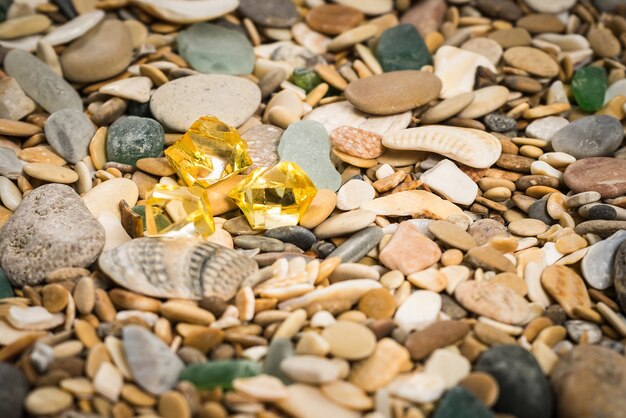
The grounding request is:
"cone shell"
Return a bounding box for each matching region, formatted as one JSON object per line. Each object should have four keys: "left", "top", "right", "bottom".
{"left": 382, "top": 125, "right": 502, "bottom": 168}
{"left": 99, "top": 237, "right": 258, "bottom": 300}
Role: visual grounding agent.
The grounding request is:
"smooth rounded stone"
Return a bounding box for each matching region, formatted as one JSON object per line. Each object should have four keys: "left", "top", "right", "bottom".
{"left": 322, "top": 321, "right": 376, "bottom": 360}
{"left": 44, "top": 108, "right": 96, "bottom": 164}
{"left": 565, "top": 320, "right": 602, "bottom": 344}
{"left": 106, "top": 116, "right": 164, "bottom": 166}
{"left": 389, "top": 371, "right": 447, "bottom": 404}
{"left": 581, "top": 230, "right": 626, "bottom": 290}
{"left": 278, "top": 120, "right": 341, "bottom": 190}
{"left": 4, "top": 49, "right": 81, "bottom": 114}
{"left": 524, "top": 0, "right": 576, "bottom": 13}
{"left": 576, "top": 220, "right": 626, "bottom": 239}
{"left": 239, "top": 0, "right": 299, "bottom": 27}
{"left": 455, "top": 280, "right": 530, "bottom": 325}
{"left": 516, "top": 175, "right": 560, "bottom": 191}
{"left": 123, "top": 325, "right": 184, "bottom": 395}
{"left": 460, "top": 37, "right": 502, "bottom": 66}
{"left": 345, "top": 70, "right": 441, "bottom": 116}
{"left": 588, "top": 27, "right": 621, "bottom": 58}
{"left": 60, "top": 20, "right": 133, "bottom": 83}
{"left": 265, "top": 226, "right": 316, "bottom": 250}
{"left": 432, "top": 386, "right": 493, "bottom": 418}
{"left": 314, "top": 209, "right": 376, "bottom": 239}
{"left": 475, "top": 0, "right": 521, "bottom": 20}
{"left": 42, "top": 10, "right": 104, "bottom": 46}
{"left": 304, "top": 101, "right": 412, "bottom": 136}
{"left": 23, "top": 162, "right": 78, "bottom": 184}
{"left": 566, "top": 191, "right": 601, "bottom": 208}
{"left": 615, "top": 241, "right": 626, "bottom": 312}
{"left": 587, "top": 204, "right": 620, "bottom": 220}
{"left": 0, "top": 77, "right": 36, "bottom": 121}
{"left": 496, "top": 154, "right": 534, "bottom": 173}
{"left": 528, "top": 197, "right": 554, "bottom": 225}
{"left": 0, "top": 176, "right": 19, "bottom": 211}
{"left": 421, "top": 92, "right": 475, "bottom": 124}
{"left": 394, "top": 290, "right": 441, "bottom": 332}
{"left": 552, "top": 345, "right": 626, "bottom": 418}
{"left": 375, "top": 24, "right": 432, "bottom": 72}
{"left": 241, "top": 124, "right": 282, "bottom": 170}
{"left": 564, "top": 157, "right": 626, "bottom": 199}
{"left": 306, "top": 4, "right": 363, "bottom": 35}
{"left": 488, "top": 27, "right": 532, "bottom": 48}
{"left": 517, "top": 13, "right": 565, "bottom": 34}
{"left": 334, "top": 0, "right": 392, "bottom": 15}
{"left": 428, "top": 221, "right": 476, "bottom": 251}
{"left": 234, "top": 235, "right": 284, "bottom": 253}
{"left": 24, "top": 386, "right": 73, "bottom": 416}
{"left": 383, "top": 125, "right": 501, "bottom": 169}
{"left": 503, "top": 46, "right": 559, "bottom": 78}
{"left": 404, "top": 320, "right": 469, "bottom": 360}
{"left": 457, "top": 86, "right": 509, "bottom": 119}
{"left": 336, "top": 179, "right": 375, "bottom": 210}
{"left": 327, "top": 226, "right": 383, "bottom": 263}
{"left": 150, "top": 74, "right": 261, "bottom": 132}
{"left": 83, "top": 178, "right": 138, "bottom": 220}
{"left": 476, "top": 345, "right": 552, "bottom": 418}
{"left": 400, "top": 0, "right": 447, "bottom": 37}
{"left": 508, "top": 218, "right": 548, "bottom": 237}
{"left": 277, "top": 384, "right": 360, "bottom": 418}
{"left": 0, "top": 147, "right": 23, "bottom": 180}
{"left": 0, "top": 362, "right": 28, "bottom": 418}
{"left": 434, "top": 46, "right": 497, "bottom": 98}
{"left": 0, "top": 184, "right": 104, "bottom": 286}
{"left": 380, "top": 221, "right": 441, "bottom": 275}
{"left": 0, "top": 14, "right": 50, "bottom": 39}
{"left": 131, "top": 0, "right": 237, "bottom": 24}
{"left": 525, "top": 116, "right": 569, "bottom": 141}
{"left": 550, "top": 115, "right": 622, "bottom": 159}
{"left": 100, "top": 77, "right": 152, "bottom": 103}
{"left": 177, "top": 23, "right": 254, "bottom": 75}
{"left": 468, "top": 218, "right": 508, "bottom": 246}
{"left": 299, "top": 189, "right": 336, "bottom": 230}
{"left": 280, "top": 355, "right": 342, "bottom": 384}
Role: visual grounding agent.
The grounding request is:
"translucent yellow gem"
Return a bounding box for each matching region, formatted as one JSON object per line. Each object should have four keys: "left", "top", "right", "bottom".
{"left": 164, "top": 115, "right": 252, "bottom": 188}
{"left": 145, "top": 183, "right": 215, "bottom": 238}
{"left": 228, "top": 161, "right": 317, "bottom": 230}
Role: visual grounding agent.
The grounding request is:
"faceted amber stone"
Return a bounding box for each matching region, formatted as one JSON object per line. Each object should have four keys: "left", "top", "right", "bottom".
{"left": 145, "top": 183, "right": 215, "bottom": 238}
{"left": 228, "top": 161, "right": 317, "bottom": 230}
{"left": 165, "top": 116, "right": 252, "bottom": 188}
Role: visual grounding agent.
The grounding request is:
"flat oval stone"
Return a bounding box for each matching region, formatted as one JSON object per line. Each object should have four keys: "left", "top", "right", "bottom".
{"left": 4, "top": 49, "right": 82, "bottom": 114}
{"left": 476, "top": 345, "right": 553, "bottom": 418}
{"left": 405, "top": 320, "right": 469, "bottom": 360}
{"left": 322, "top": 321, "right": 377, "bottom": 360}
{"left": 581, "top": 230, "right": 626, "bottom": 290}
{"left": 24, "top": 387, "right": 73, "bottom": 416}
{"left": 421, "top": 92, "right": 475, "bottom": 124}
{"left": 551, "top": 115, "right": 623, "bottom": 158}
{"left": 24, "top": 162, "right": 78, "bottom": 184}
{"left": 150, "top": 74, "right": 261, "bottom": 132}
{"left": 44, "top": 108, "right": 96, "bottom": 164}
{"left": 428, "top": 221, "right": 477, "bottom": 251}
{"left": 239, "top": 0, "right": 299, "bottom": 27}
{"left": 455, "top": 280, "right": 531, "bottom": 325}
{"left": 0, "top": 184, "right": 104, "bottom": 286}
{"left": 278, "top": 120, "right": 341, "bottom": 190}
{"left": 564, "top": 157, "right": 626, "bottom": 198}
{"left": 457, "top": 86, "right": 509, "bottom": 119}
{"left": 503, "top": 46, "right": 559, "bottom": 78}
{"left": 375, "top": 24, "right": 432, "bottom": 72}
{"left": 265, "top": 226, "right": 316, "bottom": 250}
{"left": 306, "top": 4, "right": 363, "bottom": 35}
{"left": 177, "top": 23, "right": 254, "bottom": 75}
{"left": 334, "top": 0, "right": 393, "bottom": 15}
{"left": 0, "top": 14, "right": 50, "bottom": 40}
{"left": 60, "top": 20, "right": 133, "bottom": 83}
{"left": 106, "top": 116, "right": 164, "bottom": 166}
{"left": 345, "top": 70, "right": 441, "bottom": 116}
{"left": 130, "top": 0, "right": 238, "bottom": 24}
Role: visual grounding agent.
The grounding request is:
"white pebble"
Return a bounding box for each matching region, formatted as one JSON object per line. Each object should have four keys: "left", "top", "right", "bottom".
{"left": 530, "top": 160, "right": 563, "bottom": 182}
{"left": 375, "top": 164, "right": 394, "bottom": 180}
{"left": 0, "top": 176, "right": 22, "bottom": 211}
{"left": 336, "top": 179, "right": 375, "bottom": 211}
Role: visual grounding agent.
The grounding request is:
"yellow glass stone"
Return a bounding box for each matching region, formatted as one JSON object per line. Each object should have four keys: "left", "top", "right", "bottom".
{"left": 164, "top": 116, "right": 252, "bottom": 188}
{"left": 145, "top": 183, "right": 215, "bottom": 238}
{"left": 228, "top": 161, "right": 317, "bottom": 230}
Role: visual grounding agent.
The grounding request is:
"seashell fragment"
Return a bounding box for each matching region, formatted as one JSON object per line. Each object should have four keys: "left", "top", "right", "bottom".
{"left": 99, "top": 237, "right": 258, "bottom": 301}
{"left": 360, "top": 190, "right": 465, "bottom": 219}
{"left": 382, "top": 125, "right": 501, "bottom": 168}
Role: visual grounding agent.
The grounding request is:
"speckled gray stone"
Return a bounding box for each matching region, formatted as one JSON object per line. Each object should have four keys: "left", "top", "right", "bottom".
{"left": 0, "top": 184, "right": 105, "bottom": 286}
{"left": 106, "top": 116, "right": 164, "bottom": 166}
{"left": 3, "top": 49, "right": 82, "bottom": 114}
{"left": 44, "top": 108, "right": 96, "bottom": 164}
{"left": 551, "top": 115, "right": 623, "bottom": 158}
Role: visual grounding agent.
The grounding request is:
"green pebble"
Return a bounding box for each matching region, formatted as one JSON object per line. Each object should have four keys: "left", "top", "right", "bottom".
{"left": 179, "top": 360, "right": 262, "bottom": 390}
{"left": 0, "top": 268, "right": 14, "bottom": 299}
{"left": 106, "top": 116, "right": 164, "bottom": 166}
{"left": 432, "top": 387, "right": 494, "bottom": 418}
{"left": 291, "top": 68, "right": 322, "bottom": 93}
{"left": 572, "top": 66, "right": 608, "bottom": 112}
{"left": 375, "top": 24, "right": 432, "bottom": 72}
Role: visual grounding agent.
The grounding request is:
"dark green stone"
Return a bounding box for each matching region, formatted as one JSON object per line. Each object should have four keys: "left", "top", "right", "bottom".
{"left": 106, "top": 116, "right": 164, "bottom": 166}
{"left": 375, "top": 24, "right": 432, "bottom": 72}
{"left": 572, "top": 66, "right": 608, "bottom": 112}
{"left": 291, "top": 68, "right": 322, "bottom": 93}
{"left": 432, "top": 387, "right": 494, "bottom": 418}
{"left": 131, "top": 205, "right": 171, "bottom": 232}
{"left": 263, "top": 338, "right": 294, "bottom": 384}
{"left": 0, "top": 0, "right": 12, "bottom": 22}
{"left": 0, "top": 269, "right": 13, "bottom": 299}
{"left": 179, "top": 360, "right": 262, "bottom": 390}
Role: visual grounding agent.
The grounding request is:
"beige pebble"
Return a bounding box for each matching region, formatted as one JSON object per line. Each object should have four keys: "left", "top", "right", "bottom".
{"left": 159, "top": 390, "right": 191, "bottom": 418}
{"left": 25, "top": 387, "right": 73, "bottom": 415}
{"left": 508, "top": 218, "right": 548, "bottom": 237}
{"left": 24, "top": 162, "right": 78, "bottom": 184}
{"left": 322, "top": 320, "right": 377, "bottom": 360}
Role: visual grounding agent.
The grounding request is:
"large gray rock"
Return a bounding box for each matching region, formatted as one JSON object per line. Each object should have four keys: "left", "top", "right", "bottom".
{"left": 551, "top": 345, "right": 626, "bottom": 418}
{"left": 551, "top": 115, "right": 623, "bottom": 158}
{"left": 0, "top": 184, "right": 105, "bottom": 286}
{"left": 44, "top": 108, "right": 96, "bottom": 164}
{"left": 0, "top": 362, "right": 29, "bottom": 418}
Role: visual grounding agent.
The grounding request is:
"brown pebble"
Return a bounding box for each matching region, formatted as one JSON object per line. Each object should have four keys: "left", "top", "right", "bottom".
{"left": 358, "top": 288, "right": 396, "bottom": 319}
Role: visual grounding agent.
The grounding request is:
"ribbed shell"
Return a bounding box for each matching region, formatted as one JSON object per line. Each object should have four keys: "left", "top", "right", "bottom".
{"left": 382, "top": 125, "right": 501, "bottom": 168}
{"left": 99, "top": 237, "right": 258, "bottom": 300}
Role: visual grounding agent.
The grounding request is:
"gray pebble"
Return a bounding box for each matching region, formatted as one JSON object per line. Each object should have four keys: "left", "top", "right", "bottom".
{"left": 0, "top": 362, "right": 29, "bottom": 418}
{"left": 44, "top": 108, "right": 96, "bottom": 164}
{"left": 484, "top": 113, "right": 517, "bottom": 132}
{"left": 234, "top": 235, "right": 285, "bottom": 253}
{"left": 528, "top": 196, "right": 555, "bottom": 225}
{"left": 565, "top": 320, "right": 602, "bottom": 344}
{"left": 327, "top": 226, "right": 383, "bottom": 263}
{"left": 265, "top": 225, "right": 316, "bottom": 250}
{"left": 0, "top": 147, "right": 23, "bottom": 179}
{"left": 581, "top": 229, "right": 626, "bottom": 290}
{"left": 551, "top": 115, "right": 623, "bottom": 158}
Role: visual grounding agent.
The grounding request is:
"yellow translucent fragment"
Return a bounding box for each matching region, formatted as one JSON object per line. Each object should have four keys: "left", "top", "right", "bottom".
{"left": 164, "top": 116, "right": 252, "bottom": 188}
{"left": 228, "top": 161, "right": 317, "bottom": 230}
{"left": 145, "top": 183, "right": 215, "bottom": 238}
